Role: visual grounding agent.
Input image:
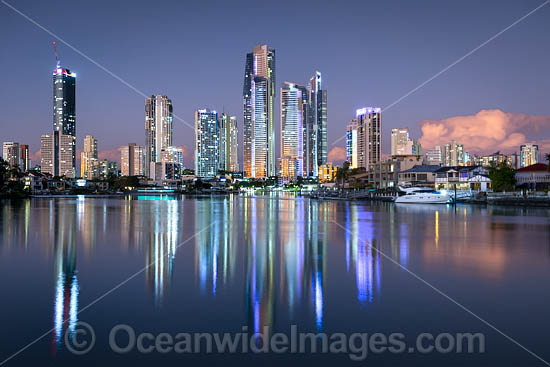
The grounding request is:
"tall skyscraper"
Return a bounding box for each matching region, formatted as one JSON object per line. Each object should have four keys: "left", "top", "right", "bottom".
{"left": 279, "top": 82, "right": 307, "bottom": 182}
{"left": 195, "top": 109, "right": 219, "bottom": 178}
{"left": 145, "top": 95, "right": 173, "bottom": 178}
{"left": 308, "top": 71, "right": 328, "bottom": 174}
{"left": 52, "top": 66, "right": 76, "bottom": 177}
{"left": 2, "top": 142, "right": 20, "bottom": 168}
{"left": 520, "top": 143, "right": 539, "bottom": 167}
{"left": 243, "top": 44, "right": 276, "bottom": 178}
{"left": 355, "top": 108, "right": 381, "bottom": 170}
{"left": 120, "top": 143, "right": 144, "bottom": 176}
{"left": 80, "top": 135, "right": 99, "bottom": 179}
{"left": 19, "top": 144, "right": 30, "bottom": 172}
{"left": 444, "top": 140, "right": 464, "bottom": 166}
{"left": 219, "top": 113, "right": 239, "bottom": 172}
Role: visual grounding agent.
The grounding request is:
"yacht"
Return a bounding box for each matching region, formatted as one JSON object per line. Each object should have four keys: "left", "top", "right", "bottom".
{"left": 394, "top": 186, "right": 452, "bottom": 204}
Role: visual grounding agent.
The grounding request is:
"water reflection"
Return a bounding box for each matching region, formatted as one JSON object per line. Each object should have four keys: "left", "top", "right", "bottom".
{"left": 346, "top": 204, "right": 381, "bottom": 306}
{"left": 1, "top": 196, "right": 549, "bottom": 364}
{"left": 50, "top": 201, "right": 79, "bottom": 353}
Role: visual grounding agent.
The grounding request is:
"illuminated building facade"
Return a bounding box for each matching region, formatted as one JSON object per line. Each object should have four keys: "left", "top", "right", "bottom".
{"left": 280, "top": 82, "right": 307, "bottom": 182}
{"left": 2, "top": 142, "right": 20, "bottom": 168}
{"left": 243, "top": 44, "right": 276, "bottom": 178}
{"left": 80, "top": 135, "right": 99, "bottom": 179}
{"left": 520, "top": 143, "right": 539, "bottom": 167}
{"left": 444, "top": 140, "right": 464, "bottom": 166}
{"left": 346, "top": 119, "right": 359, "bottom": 168}
{"left": 145, "top": 95, "right": 173, "bottom": 178}
{"left": 120, "top": 143, "right": 144, "bottom": 176}
{"left": 219, "top": 114, "right": 239, "bottom": 172}
{"left": 308, "top": 71, "right": 328, "bottom": 175}
{"left": 195, "top": 109, "right": 219, "bottom": 178}
{"left": 355, "top": 107, "right": 381, "bottom": 170}
{"left": 52, "top": 66, "right": 76, "bottom": 177}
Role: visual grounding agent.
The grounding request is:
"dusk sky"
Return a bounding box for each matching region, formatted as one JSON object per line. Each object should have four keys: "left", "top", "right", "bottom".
{"left": 1, "top": 0, "right": 549, "bottom": 166}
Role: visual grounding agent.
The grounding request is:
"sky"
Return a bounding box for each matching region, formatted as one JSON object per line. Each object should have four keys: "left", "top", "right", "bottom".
{"left": 1, "top": 0, "right": 549, "bottom": 167}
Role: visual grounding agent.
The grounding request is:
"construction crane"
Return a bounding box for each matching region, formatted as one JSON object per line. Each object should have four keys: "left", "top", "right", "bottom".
{"left": 52, "top": 41, "right": 60, "bottom": 68}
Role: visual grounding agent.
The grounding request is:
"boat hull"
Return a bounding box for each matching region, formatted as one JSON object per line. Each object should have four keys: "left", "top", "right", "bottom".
{"left": 395, "top": 194, "right": 451, "bottom": 204}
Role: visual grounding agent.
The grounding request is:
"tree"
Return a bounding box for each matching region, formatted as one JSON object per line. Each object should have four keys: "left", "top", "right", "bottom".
{"left": 546, "top": 153, "right": 550, "bottom": 171}
{"left": 336, "top": 161, "right": 350, "bottom": 187}
{"left": 488, "top": 163, "right": 516, "bottom": 192}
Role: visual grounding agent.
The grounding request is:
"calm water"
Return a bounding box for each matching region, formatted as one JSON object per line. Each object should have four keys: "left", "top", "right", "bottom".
{"left": 0, "top": 195, "right": 549, "bottom": 366}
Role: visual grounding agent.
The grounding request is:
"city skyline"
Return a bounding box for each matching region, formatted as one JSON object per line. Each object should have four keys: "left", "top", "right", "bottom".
{"left": 1, "top": 1, "right": 550, "bottom": 168}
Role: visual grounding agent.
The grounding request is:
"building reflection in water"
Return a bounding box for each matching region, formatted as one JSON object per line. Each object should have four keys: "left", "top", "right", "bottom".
{"left": 0, "top": 199, "right": 31, "bottom": 250}
{"left": 345, "top": 204, "right": 381, "bottom": 305}
{"left": 50, "top": 200, "right": 79, "bottom": 353}
{"left": 145, "top": 199, "right": 179, "bottom": 306}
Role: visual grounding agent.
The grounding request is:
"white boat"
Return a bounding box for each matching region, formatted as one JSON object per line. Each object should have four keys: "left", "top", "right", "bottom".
{"left": 395, "top": 186, "right": 452, "bottom": 204}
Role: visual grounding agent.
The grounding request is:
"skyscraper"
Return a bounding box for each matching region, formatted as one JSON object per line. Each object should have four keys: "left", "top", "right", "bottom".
{"left": 243, "top": 44, "right": 276, "bottom": 178}
{"left": 391, "top": 128, "right": 409, "bottom": 156}
{"left": 444, "top": 140, "right": 464, "bottom": 166}
{"left": 219, "top": 113, "right": 239, "bottom": 172}
{"left": 425, "top": 146, "right": 442, "bottom": 165}
{"left": 195, "top": 109, "right": 219, "bottom": 178}
{"left": 280, "top": 82, "right": 307, "bottom": 182}
{"left": 520, "top": 143, "right": 539, "bottom": 167}
{"left": 308, "top": 71, "right": 328, "bottom": 174}
{"left": 355, "top": 108, "right": 381, "bottom": 170}
{"left": 145, "top": 95, "right": 173, "bottom": 178}
{"left": 52, "top": 66, "right": 76, "bottom": 177}
{"left": 346, "top": 119, "right": 359, "bottom": 169}
{"left": 120, "top": 143, "right": 144, "bottom": 176}
{"left": 80, "top": 135, "right": 99, "bottom": 179}
{"left": 2, "top": 142, "right": 20, "bottom": 168}
{"left": 40, "top": 134, "right": 54, "bottom": 175}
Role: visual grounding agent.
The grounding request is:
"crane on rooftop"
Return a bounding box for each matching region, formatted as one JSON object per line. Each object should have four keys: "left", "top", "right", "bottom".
{"left": 52, "top": 41, "right": 60, "bottom": 68}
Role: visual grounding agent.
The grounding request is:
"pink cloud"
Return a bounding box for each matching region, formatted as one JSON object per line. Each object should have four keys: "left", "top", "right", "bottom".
{"left": 418, "top": 109, "right": 550, "bottom": 155}
{"left": 328, "top": 146, "right": 346, "bottom": 165}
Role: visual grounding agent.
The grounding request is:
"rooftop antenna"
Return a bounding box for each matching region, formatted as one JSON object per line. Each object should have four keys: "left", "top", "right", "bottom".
{"left": 52, "top": 41, "right": 60, "bottom": 68}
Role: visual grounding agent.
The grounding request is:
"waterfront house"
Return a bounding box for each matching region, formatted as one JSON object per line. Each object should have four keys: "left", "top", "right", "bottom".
{"left": 398, "top": 165, "right": 440, "bottom": 186}
{"left": 515, "top": 163, "right": 550, "bottom": 190}
{"left": 435, "top": 166, "right": 490, "bottom": 191}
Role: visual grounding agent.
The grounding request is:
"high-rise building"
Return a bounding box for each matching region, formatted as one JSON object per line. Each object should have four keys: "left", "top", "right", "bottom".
{"left": 120, "top": 143, "right": 144, "bottom": 176}
{"left": 520, "top": 143, "right": 539, "bottom": 167}
{"left": 52, "top": 66, "right": 76, "bottom": 177}
{"left": 161, "top": 146, "right": 184, "bottom": 167}
{"left": 99, "top": 159, "right": 117, "bottom": 179}
{"left": 80, "top": 135, "right": 99, "bottom": 179}
{"left": 2, "top": 142, "right": 20, "bottom": 168}
{"left": 391, "top": 128, "right": 409, "bottom": 156}
{"left": 195, "top": 109, "right": 219, "bottom": 178}
{"left": 308, "top": 71, "right": 328, "bottom": 176}
{"left": 19, "top": 144, "right": 30, "bottom": 172}
{"left": 346, "top": 119, "right": 359, "bottom": 169}
{"left": 219, "top": 114, "right": 239, "bottom": 172}
{"left": 425, "top": 146, "right": 442, "bottom": 165}
{"left": 391, "top": 128, "right": 422, "bottom": 156}
{"left": 355, "top": 107, "right": 381, "bottom": 170}
{"left": 243, "top": 44, "right": 276, "bottom": 178}
{"left": 444, "top": 141, "right": 464, "bottom": 166}
{"left": 40, "top": 135, "right": 54, "bottom": 175}
{"left": 280, "top": 82, "right": 308, "bottom": 182}
{"left": 145, "top": 95, "right": 173, "bottom": 178}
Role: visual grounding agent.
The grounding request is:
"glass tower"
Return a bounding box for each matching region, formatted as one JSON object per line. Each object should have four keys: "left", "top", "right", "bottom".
{"left": 243, "top": 44, "right": 276, "bottom": 178}
{"left": 195, "top": 109, "right": 219, "bottom": 178}
{"left": 52, "top": 67, "right": 76, "bottom": 177}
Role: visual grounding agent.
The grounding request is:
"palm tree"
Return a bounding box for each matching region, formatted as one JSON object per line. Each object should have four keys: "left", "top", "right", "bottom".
{"left": 336, "top": 161, "right": 350, "bottom": 187}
